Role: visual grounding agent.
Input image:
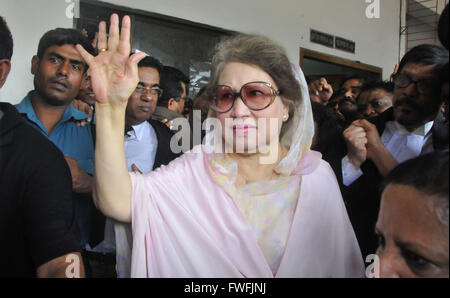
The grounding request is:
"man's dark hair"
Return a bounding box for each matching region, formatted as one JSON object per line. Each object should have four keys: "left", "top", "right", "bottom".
{"left": 382, "top": 151, "right": 449, "bottom": 227}
{"left": 137, "top": 55, "right": 164, "bottom": 76}
{"left": 339, "top": 74, "right": 367, "bottom": 90}
{"left": 0, "top": 16, "right": 13, "bottom": 60}
{"left": 359, "top": 81, "right": 394, "bottom": 97}
{"left": 37, "top": 28, "right": 95, "bottom": 59}
{"left": 158, "top": 66, "right": 190, "bottom": 107}
{"left": 438, "top": 4, "right": 449, "bottom": 50}
{"left": 397, "top": 44, "right": 449, "bottom": 74}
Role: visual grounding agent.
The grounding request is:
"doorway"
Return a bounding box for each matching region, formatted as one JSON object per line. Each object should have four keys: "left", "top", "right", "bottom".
{"left": 300, "top": 48, "right": 383, "bottom": 90}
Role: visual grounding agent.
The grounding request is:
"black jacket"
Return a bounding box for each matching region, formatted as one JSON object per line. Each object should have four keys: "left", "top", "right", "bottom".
{"left": 148, "top": 119, "right": 182, "bottom": 170}
{"left": 0, "top": 103, "right": 80, "bottom": 277}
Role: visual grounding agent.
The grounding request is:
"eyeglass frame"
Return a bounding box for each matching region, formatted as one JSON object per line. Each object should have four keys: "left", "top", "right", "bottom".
{"left": 134, "top": 84, "right": 163, "bottom": 98}
{"left": 209, "top": 81, "right": 282, "bottom": 113}
{"left": 393, "top": 73, "right": 439, "bottom": 95}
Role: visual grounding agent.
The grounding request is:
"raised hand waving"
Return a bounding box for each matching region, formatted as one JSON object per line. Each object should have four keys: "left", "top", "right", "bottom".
{"left": 75, "top": 14, "right": 147, "bottom": 107}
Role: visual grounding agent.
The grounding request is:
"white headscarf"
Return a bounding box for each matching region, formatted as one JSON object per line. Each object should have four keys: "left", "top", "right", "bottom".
{"left": 276, "top": 63, "right": 315, "bottom": 175}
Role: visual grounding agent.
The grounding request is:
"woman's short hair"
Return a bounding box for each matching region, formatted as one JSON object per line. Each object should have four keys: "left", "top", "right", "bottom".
{"left": 208, "top": 34, "right": 302, "bottom": 106}
{"left": 382, "top": 151, "right": 449, "bottom": 230}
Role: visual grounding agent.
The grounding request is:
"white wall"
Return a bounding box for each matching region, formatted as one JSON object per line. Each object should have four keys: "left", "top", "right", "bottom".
{"left": 0, "top": 0, "right": 72, "bottom": 103}
{"left": 0, "top": 0, "right": 401, "bottom": 104}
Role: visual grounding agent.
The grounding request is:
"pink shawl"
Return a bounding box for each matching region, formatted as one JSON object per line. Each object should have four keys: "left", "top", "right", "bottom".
{"left": 129, "top": 148, "right": 364, "bottom": 278}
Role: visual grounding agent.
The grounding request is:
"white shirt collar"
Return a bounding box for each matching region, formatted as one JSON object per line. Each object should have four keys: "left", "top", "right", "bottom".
{"left": 393, "top": 121, "right": 434, "bottom": 137}
{"left": 126, "top": 121, "right": 150, "bottom": 141}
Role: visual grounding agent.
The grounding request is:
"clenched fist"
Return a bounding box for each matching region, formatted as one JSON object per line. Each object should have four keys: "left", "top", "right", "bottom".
{"left": 309, "top": 77, "right": 333, "bottom": 105}
{"left": 343, "top": 123, "right": 368, "bottom": 169}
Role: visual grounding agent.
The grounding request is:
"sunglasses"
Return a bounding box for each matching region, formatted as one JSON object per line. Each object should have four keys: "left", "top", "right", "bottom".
{"left": 209, "top": 81, "right": 282, "bottom": 113}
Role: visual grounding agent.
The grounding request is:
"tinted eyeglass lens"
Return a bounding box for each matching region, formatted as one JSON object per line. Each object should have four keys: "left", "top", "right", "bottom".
{"left": 211, "top": 82, "right": 275, "bottom": 112}
{"left": 241, "top": 83, "right": 272, "bottom": 110}
{"left": 213, "top": 86, "right": 235, "bottom": 112}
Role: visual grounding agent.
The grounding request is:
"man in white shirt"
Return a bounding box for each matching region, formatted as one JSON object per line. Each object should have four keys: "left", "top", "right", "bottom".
{"left": 124, "top": 56, "right": 164, "bottom": 173}
{"left": 339, "top": 44, "right": 449, "bottom": 258}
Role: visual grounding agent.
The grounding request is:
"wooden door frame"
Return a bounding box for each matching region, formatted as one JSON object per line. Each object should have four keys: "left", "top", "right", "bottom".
{"left": 300, "top": 48, "right": 383, "bottom": 80}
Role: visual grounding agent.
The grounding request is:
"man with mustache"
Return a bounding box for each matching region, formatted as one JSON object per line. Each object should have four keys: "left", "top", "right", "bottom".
{"left": 339, "top": 44, "right": 449, "bottom": 259}
{"left": 333, "top": 75, "right": 366, "bottom": 126}
{"left": 14, "top": 29, "right": 98, "bottom": 255}
{"left": 122, "top": 56, "right": 181, "bottom": 175}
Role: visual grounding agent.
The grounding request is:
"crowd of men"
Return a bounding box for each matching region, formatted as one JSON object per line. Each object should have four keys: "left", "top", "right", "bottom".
{"left": 308, "top": 42, "right": 449, "bottom": 259}
{"left": 0, "top": 4, "right": 448, "bottom": 278}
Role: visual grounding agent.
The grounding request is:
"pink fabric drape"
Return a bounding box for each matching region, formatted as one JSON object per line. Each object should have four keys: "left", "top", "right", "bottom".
{"left": 129, "top": 149, "right": 364, "bottom": 278}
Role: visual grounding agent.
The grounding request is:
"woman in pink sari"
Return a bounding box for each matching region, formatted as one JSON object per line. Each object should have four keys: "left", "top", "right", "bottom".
{"left": 77, "top": 14, "right": 364, "bottom": 278}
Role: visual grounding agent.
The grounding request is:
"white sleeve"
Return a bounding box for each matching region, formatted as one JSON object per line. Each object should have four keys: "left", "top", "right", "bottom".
{"left": 342, "top": 155, "right": 364, "bottom": 186}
